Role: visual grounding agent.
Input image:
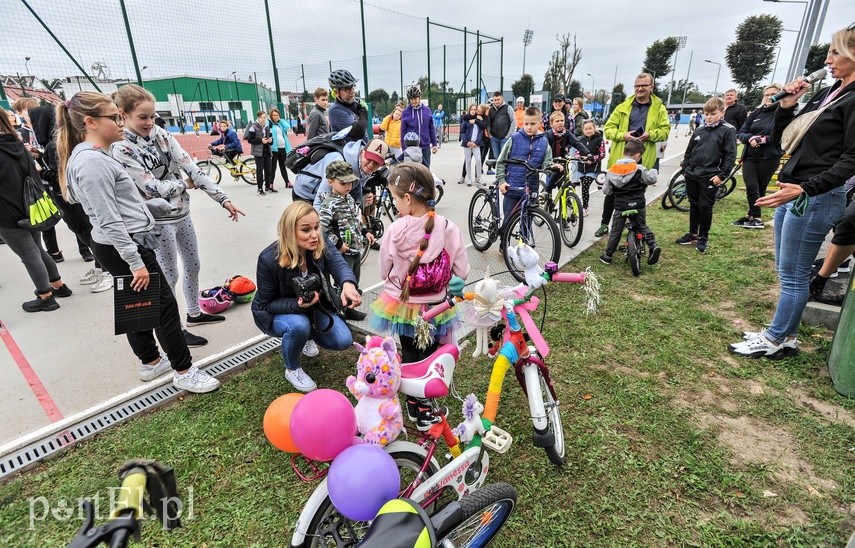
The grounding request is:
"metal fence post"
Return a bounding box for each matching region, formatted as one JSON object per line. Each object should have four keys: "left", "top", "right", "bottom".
{"left": 119, "top": 0, "right": 143, "bottom": 85}
{"left": 426, "top": 17, "right": 431, "bottom": 106}
{"left": 263, "top": 0, "right": 284, "bottom": 114}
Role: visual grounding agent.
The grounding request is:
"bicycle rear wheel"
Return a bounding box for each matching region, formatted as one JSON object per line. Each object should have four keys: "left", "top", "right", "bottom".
{"left": 558, "top": 188, "right": 584, "bottom": 248}
{"left": 435, "top": 483, "right": 517, "bottom": 547}
{"left": 435, "top": 184, "right": 444, "bottom": 205}
{"left": 468, "top": 189, "right": 498, "bottom": 252}
{"left": 240, "top": 158, "right": 257, "bottom": 185}
{"left": 502, "top": 207, "right": 560, "bottom": 283}
{"left": 360, "top": 236, "right": 371, "bottom": 265}
{"left": 668, "top": 171, "right": 690, "bottom": 212}
{"left": 304, "top": 449, "right": 436, "bottom": 548}
{"left": 715, "top": 176, "right": 738, "bottom": 201}
{"left": 197, "top": 160, "right": 221, "bottom": 185}
{"left": 627, "top": 232, "right": 641, "bottom": 277}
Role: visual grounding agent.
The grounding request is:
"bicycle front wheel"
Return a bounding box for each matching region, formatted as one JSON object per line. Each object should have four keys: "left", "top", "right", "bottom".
{"left": 240, "top": 158, "right": 257, "bottom": 185}
{"left": 197, "top": 160, "right": 222, "bottom": 185}
{"left": 435, "top": 184, "right": 444, "bottom": 205}
{"left": 435, "top": 483, "right": 517, "bottom": 547}
{"left": 360, "top": 237, "right": 371, "bottom": 265}
{"left": 502, "top": 207, "right": 560, "bottom": 283}
{"left": 468, "top": 189, "right": 498, "bottom": 252}
{"left": 558, "top": 189, "right": 584, "bottom": 248}
{"left": 304, "top": 449, "right": 436, "bottom": 548}
{"left": 627, "top": 232, "right": 641, "bottom": 277}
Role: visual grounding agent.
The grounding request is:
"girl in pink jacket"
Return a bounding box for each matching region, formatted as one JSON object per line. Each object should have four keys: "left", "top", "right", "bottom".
{"left": 369, "top": 163, "right": 470, "bottom": 429}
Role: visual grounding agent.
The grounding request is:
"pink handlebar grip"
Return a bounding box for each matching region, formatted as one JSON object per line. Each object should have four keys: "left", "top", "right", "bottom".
{"left": 552, "top": 272, "right": 586, "bottom": 284}
{"left": 423, "top": 298, "right": 453, "bottom": 321}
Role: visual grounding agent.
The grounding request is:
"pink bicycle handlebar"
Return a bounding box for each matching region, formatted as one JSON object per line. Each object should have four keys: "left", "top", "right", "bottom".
{"left": 422, "top": 298, "right": 454, "bottom": 321}
{"left": 551, "top": 271, "right": 586, "bottom": 284}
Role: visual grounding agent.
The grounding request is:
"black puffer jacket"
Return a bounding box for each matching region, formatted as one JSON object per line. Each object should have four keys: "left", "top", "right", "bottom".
{"left": 0, "top": 133, "right": 40, "bottom": 229}
{"left": 682, "top": 122, "right": 737, "bottom": 181}
{"left": 738, "top": 104, "right": 783, "bottom": 162}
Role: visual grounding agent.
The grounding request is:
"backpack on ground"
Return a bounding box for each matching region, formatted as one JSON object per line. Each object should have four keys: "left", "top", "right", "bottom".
{"left": 285, "top": 130, "right": 349, "bottom": 175}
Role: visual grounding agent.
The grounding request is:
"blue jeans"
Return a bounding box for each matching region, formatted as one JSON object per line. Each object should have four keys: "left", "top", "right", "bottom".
{"left": 767, "top": 187, "right": 847, "bottom": 342}
{"left": 490, "top": 137, "right": 509, "bottom": 164}
{"left": 268, "top": 310, "right": 353, "bottom": 370}
{"left": 421, "top": 146, "right": 432, "bottom": 168}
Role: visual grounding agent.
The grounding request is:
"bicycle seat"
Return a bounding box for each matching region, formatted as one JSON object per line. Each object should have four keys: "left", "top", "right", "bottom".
{"left": 621, "top": 209, "right": 639, "bottom": 217}
{"left": 358, "top": 498, "right": 436, "bottom": 548}
{"left": 399, "top": 344, "right": 458, "bottom": 399}
{"left": 485, "top": 159, "right": 497, "bottom": 168}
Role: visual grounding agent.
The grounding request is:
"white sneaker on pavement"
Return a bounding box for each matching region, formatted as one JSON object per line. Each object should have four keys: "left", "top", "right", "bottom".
{"left": 302, "top": 339, "right": 319, "bottom": 358}
{"left": 79, "top": 268, "right": 100, "bottom": 285}
{"left": 91, "top": 275, "right": 113, "bottom": 293}
{"left": 285, "top": 367, "right": 317, "bottom": 392}
{"left": 140, "top": 353, "right": 172, "bottom": 381}
{"left": 172, "top": 365, "right": 220, "bottom": 393}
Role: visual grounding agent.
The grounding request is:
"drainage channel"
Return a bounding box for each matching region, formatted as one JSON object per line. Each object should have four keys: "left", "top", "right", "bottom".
{"left": 0, "top": 337, "right": 281, "bottom": 481}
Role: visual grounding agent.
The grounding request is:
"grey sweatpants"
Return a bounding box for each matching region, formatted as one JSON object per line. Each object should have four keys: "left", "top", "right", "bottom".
{"left": 154, "top": 216, "right": 201, "bottom": 317}
{"left": 0, "top": 226, "right": 61, "bottom": 294}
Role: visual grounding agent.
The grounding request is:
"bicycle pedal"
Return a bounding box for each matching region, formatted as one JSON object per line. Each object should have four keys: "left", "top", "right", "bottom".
{"left": 482, "top": 425, "right": 513, "bottom": 453}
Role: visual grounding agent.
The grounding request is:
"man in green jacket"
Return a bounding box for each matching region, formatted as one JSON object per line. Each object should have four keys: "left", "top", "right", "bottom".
{"left": 595, "top": 73, "right": 671, "bottom": 236}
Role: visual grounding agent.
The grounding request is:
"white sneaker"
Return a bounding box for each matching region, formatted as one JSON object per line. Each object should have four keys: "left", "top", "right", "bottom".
{"left": 139, "top": 353, "right": 172, "bottom": 381}
{"left": 302, "top": 339, "right": 319, "bottom": 358}
{"left": 172, "top": 365, "right": 220, "bottom": 393}
{"left": 742, "top": 331, "right": 799, "bottom": 353}
{"left": 285, "top": 367, "right": 317, "bottom": 392}
{"left": 79, "top": 268, "right": 100, "bottom": 285}
{"left": 728, "top": 333, "right": 786, "bottom": 359}
{"left": 91, "top": 275, "right": 113, "bottom": 293}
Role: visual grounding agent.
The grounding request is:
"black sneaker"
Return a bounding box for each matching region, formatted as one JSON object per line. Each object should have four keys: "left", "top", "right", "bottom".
{"left": 743, "top": 219, "right": 765, "bottom": 229}
{"left": 186, "top": 312, "right": 226, "bottom": 326}
{"left": 257, "top": 189, "right": 266, "bottom": 196}
{"left": 81, "top": 249, "right": 95, "bottom": 262}
{"left": 406, "top": 397, "right": 419, "bottom": 422}
{"left": 344, "top": 308, "right": 367, "bottom": 321}
{"left": 51, "top": 284, "right": 73, "bottom": 298}
{"left": 675, "top": 233, "right": 698, "bottom": 245}
{"left": 22, "top": 295, "right": 60, "bottom": 312}
{"left": 266, "top": 187, "right": 278, "bottom": 193}
{"left": 731, "top": 216, "right": 750, "bottom": 227}
{"left": 49, "top": 251, "right": 65, "bottom": 263}
{"left": 183, "top": 329, "right": 208, "bottom": 347}
{"left": 599, "top": 253, "right": 612, "bottom": 264}
{"left": 697, "top": 238, "right": 708, "bottom": 253}
{"left": 648, "top": 245, "right": 661, "bottom": 265}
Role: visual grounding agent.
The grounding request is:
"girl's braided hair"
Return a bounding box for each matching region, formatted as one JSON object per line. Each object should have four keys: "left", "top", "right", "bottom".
{"left": 388, "top": 163, "right": 437, "bottom": 302}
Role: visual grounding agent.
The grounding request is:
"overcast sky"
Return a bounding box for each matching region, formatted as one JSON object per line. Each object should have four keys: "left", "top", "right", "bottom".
{"left": 0, "top": 0, "right": 848, "bottom": 103}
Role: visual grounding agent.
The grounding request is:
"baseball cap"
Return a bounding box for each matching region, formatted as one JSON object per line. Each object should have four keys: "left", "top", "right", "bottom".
{"left": 363, "top": 139, "right": 389, "bottom": 165}
{"left": 326, "top": 160, "right": 358, "bottom": 183}
{"left": 552, "top": 93, "right": 565, "bottom": 102}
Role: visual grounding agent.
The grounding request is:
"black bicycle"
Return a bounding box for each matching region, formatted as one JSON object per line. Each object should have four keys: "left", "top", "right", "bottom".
{"left": 620, "top": 209, "right": 647, "bottom": 277}
{"left": 662, "top": 159, "right": 741, "bottom": 211}
{"left": 468, "top": 159, "right": 561, "bottom": 282}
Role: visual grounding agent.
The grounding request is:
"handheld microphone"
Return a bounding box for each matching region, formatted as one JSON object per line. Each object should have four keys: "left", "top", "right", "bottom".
{"left": 770, "top": 68, "right": 827, "bottom": 103}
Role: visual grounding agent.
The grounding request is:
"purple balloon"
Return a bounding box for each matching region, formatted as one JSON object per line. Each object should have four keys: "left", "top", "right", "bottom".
{"left": 290, "top": 389, "right": 357, "bottom": 462}
{"left": 328, "top": 445, "right": 401, "bottom": 521}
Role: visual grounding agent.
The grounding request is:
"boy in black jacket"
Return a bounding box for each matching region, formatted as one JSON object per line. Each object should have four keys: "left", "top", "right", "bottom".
{"left": 544, "top": 111, "right": 590, "bottom": 192}
{"left": 676, "top": 97, "right": 736, "bottom": 253}
{"left": 599, "top": 140, "right": 661, "bottom": 265}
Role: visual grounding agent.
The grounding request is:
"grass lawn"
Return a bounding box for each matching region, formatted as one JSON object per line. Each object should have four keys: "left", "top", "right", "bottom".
{"left": 1, "top": 193, "right": 853, "bottom": 547}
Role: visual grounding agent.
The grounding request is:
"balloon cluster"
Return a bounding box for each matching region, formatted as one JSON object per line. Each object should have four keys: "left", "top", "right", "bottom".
{"left": 263, "top": 389, "right": 401, "bottom": 521}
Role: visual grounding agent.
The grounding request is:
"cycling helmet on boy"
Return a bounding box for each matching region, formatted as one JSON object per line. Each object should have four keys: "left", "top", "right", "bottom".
{"left": 403, "top": 132, "right": 420, "bottom": 147}
{"left": 329, "top": 70, "right": 358, "bottom": 89}
{"left": 405, "top": 85, "right": 421, "bottom": 99}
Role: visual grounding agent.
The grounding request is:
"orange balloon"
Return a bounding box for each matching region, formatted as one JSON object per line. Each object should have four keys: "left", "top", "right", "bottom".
{"left": 263, "top": 393, "right": 304, "bottom": 453}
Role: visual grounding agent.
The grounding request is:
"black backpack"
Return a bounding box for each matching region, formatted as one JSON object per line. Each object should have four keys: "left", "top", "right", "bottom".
{"left": 285, "top": 132, "right": 349, "bottom": 175}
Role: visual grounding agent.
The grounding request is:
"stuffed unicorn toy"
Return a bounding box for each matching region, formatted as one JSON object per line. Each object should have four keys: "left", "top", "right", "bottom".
{"left": 507, "top": 243, "right": 546, "bottom": 290}
{"left": 453, "top": 394, "right": 486, "bottom": 445}
{"left": 347, "top": 336, "right": 403, "bottom": 446}
{"left": 467, "top": 274, "right": 504, "bottom": 358}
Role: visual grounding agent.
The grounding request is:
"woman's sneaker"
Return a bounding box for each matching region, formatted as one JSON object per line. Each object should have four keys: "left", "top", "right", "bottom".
{"left": 186, "top": 312, "right": 226, "bottom": 325}
{"left": 22, "top": 295, "right": 59, "bottom": 312}
{"left": 285, "top": 367, "right": 317, "bottom": 392}
{"left": 91, "top": 275, "right": 113, "bottom": 293}
{"left": 729, "top": 333, "right": 789, "bottom": 360}
{"left": 743, "top": 219, "right": 765, "bottom": 229}
{"left": 183, "top": 330, "right": 208, "bottom": 347}
{"left": 172, "top": 365, "right": 220, "bottom": 393}
{"left": 302, "top": 339, "right": 320, "bottom": 357}
{"left": 675, "top": 233, "right": 698, "bottom": 245}
{"left": 741, "top": 330, "right": 799, "bottom": 355}
{"left": 51, "top": 284, "right": 73, "bottom": 298}
{"left": 79, "top": 268, "right": 100, "bottom": 285}
{"left": 139, "top": 353, "right": 172, "bottom": 381}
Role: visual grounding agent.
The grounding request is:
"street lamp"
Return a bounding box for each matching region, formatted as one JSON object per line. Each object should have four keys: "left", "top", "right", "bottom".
{"left": 762, "top": 0, "right": 808, "bottom": 82}
{"left": 24, "top": 56, "right": 32, "bottom": 79}
{"left": 704, "top": 60, "right": 722, "bottom": 96}
{"left": 586, "top": 73, "right": 595, "bottom": 104}
{"left": 523, "top": 30, "right": 534, "bottom": 98}
{"left": 666, "top": 36, "right": 688, "bottom": 107}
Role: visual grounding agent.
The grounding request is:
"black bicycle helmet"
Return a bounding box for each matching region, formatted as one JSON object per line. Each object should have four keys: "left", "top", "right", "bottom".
{"left": 405, "top": 85, "right": 421, "bottom": 99}
{"left": 403, "top": 132, "right": 420, "bottom": 147}
{"left": 329, "top": 69, "right": 358, "bottom": 89}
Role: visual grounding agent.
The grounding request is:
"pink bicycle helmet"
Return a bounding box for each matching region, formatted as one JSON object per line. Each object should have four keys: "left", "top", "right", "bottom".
{"left": 198, "top": 286, "right": 233, "bottom": 314}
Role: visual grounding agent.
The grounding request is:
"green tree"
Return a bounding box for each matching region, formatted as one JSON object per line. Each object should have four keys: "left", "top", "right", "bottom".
{"left": 511, "top": 74, "right": 535, "bottom": 103}
{"left": 390, "top": 91, "right": 399, "bottom": 105}
{"left": 567, "top": 80, "right": 582, "bottom": 100}
{"left": 642, "top": 37, "right": 680, "bottom": 91}
{"left": 806, "top": 43, "right": 830, "bottom": 74}
{"left": 543, "top": 33, "right": 582, "bottom": 97}
{"left": 725, "top": 14, "right": 783, "bottom": 97}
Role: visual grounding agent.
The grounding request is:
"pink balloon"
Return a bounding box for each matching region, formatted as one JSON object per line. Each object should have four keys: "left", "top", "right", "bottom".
{"left": 290, "top": 389, "right": 357, "bottom": 462}
{"left": 328, "top": 445, "right": 400, "bottom": 521}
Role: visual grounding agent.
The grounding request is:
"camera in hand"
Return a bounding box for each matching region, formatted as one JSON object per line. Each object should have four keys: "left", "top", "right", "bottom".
{"left": 291, "top": 273, "right": 321, "bottom": 304}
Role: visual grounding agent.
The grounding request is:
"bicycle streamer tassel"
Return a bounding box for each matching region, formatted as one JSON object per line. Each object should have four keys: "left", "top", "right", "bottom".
{"left": 582, "top": 267, "right": 602, "bottom": 315}
{"left": 413, "top": 314, "right": 436, "bottom": 350}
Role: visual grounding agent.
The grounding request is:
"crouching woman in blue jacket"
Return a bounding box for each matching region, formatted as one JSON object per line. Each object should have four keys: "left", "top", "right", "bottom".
{"left": 251, "top": 201, "right": 362, "bottom": 393}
